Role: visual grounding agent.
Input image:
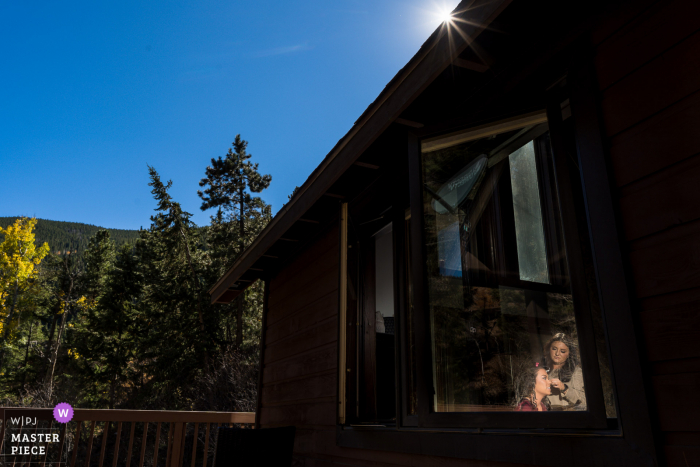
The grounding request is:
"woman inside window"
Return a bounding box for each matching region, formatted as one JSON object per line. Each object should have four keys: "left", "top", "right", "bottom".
{"left": 516, "top": 364, "right": 551, "bottom": 412}
{"left": 544, "top": 333, "right": 586, "bottom": 410}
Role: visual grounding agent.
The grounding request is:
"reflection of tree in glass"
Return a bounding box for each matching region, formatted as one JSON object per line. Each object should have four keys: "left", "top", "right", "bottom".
{"left": 430, "top": 284, "right": 549, "bottom": 409}
{"left": 547, "top": 293, "right": 577, "bottom": 341}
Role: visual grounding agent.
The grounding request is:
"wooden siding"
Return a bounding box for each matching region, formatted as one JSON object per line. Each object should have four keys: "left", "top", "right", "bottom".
{"left": 260, "top": 225, "right": 532, "bottom": 466}
{"left": 594, "top": 0, "right": 700, "bottom": 465}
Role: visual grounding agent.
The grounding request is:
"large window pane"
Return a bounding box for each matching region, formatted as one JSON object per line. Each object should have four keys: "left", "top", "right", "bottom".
{"left": 421, "top": 122, "right": 593, "bottom": 413}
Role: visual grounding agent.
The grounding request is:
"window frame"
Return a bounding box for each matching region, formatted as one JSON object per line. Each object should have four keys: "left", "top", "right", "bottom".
{"left": 337, "top": 56, "right": 657, "bottom": 465}
{"left": 408, "top": 107, "right": 608, "bottom": 430}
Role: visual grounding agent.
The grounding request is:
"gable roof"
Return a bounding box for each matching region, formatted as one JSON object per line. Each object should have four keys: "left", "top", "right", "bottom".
{"left": 209, "top": 0, "right": 512, "bottom": 303}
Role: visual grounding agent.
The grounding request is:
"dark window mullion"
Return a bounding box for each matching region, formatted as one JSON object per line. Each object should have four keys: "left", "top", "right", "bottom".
{"left": 407, "top": 132, "right": 434, "bottom": 427}
{"left": 546, "top": 86, "right": 608, "bottom": 429}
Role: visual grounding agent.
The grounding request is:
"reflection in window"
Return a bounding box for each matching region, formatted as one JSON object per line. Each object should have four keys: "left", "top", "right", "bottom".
{"left": 509, "top": 142, "right": 549, "bottom": 284}
{"left": 421, "top": 122, "right": 594, "bottom": 412}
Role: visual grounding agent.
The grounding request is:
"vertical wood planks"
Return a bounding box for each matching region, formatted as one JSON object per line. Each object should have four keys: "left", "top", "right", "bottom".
{"left": 84, "top": 421, "right": 96, "bottom": 467}
{"left": 138, "top": 422, "right": 149, "bottom": 467}
{"left": 98, "top": 422, "right": 110, "bottom": 467}
{"left": 190, "top": 423, "right": 198, "bottom": 467}
{"left": 152, "top": 422, "right": 162, "bottom": 467}
{"left": 70, "top": 422, "right": 81, "bottom": 467}
{"left": 112, "top": 422, "right": 122, "bottom": 467}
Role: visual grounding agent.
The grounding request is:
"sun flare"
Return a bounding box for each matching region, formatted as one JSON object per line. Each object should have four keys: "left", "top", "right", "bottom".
{"left": 437, "top": 7, "right": 453, "bottom": 24}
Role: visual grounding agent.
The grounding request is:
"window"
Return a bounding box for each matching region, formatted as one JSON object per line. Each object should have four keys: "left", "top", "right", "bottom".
{"left": 340, "top": 107, "right": 619, "bottom": 431}
{"left": 340, "top": 177, "right": 405, "bottom": 425}
{"left": 419, "top": 113, "right": 614, "bottom": 422}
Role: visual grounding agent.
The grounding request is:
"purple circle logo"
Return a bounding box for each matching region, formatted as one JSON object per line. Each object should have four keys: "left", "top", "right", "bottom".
{"left": 53, "top": 403, "right": 73, "bottom": 423}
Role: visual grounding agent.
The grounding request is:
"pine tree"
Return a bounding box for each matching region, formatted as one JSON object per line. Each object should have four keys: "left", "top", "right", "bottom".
{"left": 131, "top": 166, "right": 217, "bottom": 408}
{"left": 72, "top": 243, "right": 142, "bottom": 408}
{"left": 148, "top": 166, "right": 207, "bottom": 343}
{"left": 198, "top": 135, "right": 271, "bottom": 347}
{"left": 80, "top": 230, "right": 115, "bottom": 302}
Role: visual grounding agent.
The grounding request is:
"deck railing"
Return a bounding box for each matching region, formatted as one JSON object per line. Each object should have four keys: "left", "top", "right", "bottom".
{"left": 0, "top": 408, "right": 255, "bottom": 467}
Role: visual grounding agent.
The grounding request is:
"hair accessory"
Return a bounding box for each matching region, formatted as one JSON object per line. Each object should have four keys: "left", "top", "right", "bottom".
{"left": 535, "top": 362, "right": 539, "bottom": 367}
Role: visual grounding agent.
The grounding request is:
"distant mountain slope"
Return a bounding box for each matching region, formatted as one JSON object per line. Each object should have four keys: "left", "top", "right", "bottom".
{"left": 0, "top": 217, "right": 140, "bottom": 256}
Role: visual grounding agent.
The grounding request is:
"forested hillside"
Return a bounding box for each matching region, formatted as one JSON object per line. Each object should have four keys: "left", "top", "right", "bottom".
{"left": 0, "top": 217, "right": 140, "bottom": 256}
{"left": 0, "top": 135, "right": 275, "bottom": 412}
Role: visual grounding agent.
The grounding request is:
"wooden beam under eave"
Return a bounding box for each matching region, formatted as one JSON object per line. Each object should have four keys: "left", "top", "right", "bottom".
{"left": 213, "top": 289, "right": 243, "bottom": 304}
{"left": 298, "top": 218, "right": 320, "bottom": 224}
{"left": 453, "top": 58, "right": 489, "bottom": 72}
{"left": 395, "top": 118, "right": 424, "bottom": 128}
{"left": 353, "top": 161, "right": 380, "bottom": 169}
{"left": 324, "top": 192, "right": 345, "bottom": 199}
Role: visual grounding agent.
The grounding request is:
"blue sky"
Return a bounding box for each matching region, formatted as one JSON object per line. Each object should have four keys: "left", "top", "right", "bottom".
{"left": 1, "top": 1, "right": 457, "bottom": 230}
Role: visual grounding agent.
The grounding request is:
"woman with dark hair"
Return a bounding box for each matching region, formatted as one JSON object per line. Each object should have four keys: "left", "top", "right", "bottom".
{"left": 516, "top": 364, "right": 551, "bottom": 411}
{"left": 544, "top": 333, "right": 586, "bottom": 410}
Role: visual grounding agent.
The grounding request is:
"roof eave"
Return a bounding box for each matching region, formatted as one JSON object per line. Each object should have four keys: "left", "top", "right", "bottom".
{"left": 209, "top": 0, "right": 512, "bottom": 304}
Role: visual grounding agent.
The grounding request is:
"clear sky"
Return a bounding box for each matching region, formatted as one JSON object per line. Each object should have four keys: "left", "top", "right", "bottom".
{"left": 1, "top": 1, "right": 457, "bottom": 230}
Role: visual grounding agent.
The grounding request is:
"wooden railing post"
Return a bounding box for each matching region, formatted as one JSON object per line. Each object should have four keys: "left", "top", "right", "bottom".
{"left": 169, "top": 423, "right": 183, "bottom": 467}
{"left": 138, "top": 422, "right": 148, "bottom": 467}
{"left": 125, "top": 422, "right": 136, "bottom": 467}
{"left": 70, "top": 422, "right": 81, "bottom": 467}
{"left": 152, "top": 422, "right": 162, "bottom": 467}
{"left": 98, "top": 421, "right": 110, "bottom": 467}
{"left": 41, "top": 421, "right": 53, "bottom": 467}
{"left": 112, "top": 422, "right": 122, "bottom": 467}
{"left": 178, "top": 423, "right": 186, "bottom": 467}
{"left": 190, "top": 423, "right": 198, "bottom": 467}
{"left": 84, "top": 421, "right": 96, "bottom": 467}
{"left": 56, "top": 424, "right": 67, "bottom": 467}
{"left": 201, "top": 423, "right": 211, "bottom": 467}
{"left": 165, "top": 423, "right": 174, "bottom": 467}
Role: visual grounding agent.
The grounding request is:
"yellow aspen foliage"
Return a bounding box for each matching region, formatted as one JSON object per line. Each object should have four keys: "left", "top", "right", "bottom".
{"left": 0, "top": 217, "right": 50, "bottom": 338}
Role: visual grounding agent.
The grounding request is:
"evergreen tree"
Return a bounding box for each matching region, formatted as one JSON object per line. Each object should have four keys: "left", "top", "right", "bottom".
{"left": 80, "top": 230, "right": 115, "bottom": 302}
{"left": 148, "top": 166, "right": 207, "bottom": 342}
{"left": 198, "top": 135, "right": 271, "bottom": 347}
{"left": 72, "top": 243, "right": 142, "bottom": 408}
{"left": 132, "top": 166, "right": 217, "bottom": 408}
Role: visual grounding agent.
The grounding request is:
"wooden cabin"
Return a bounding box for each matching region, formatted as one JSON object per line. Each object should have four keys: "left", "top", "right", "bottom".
{"left": 209, "top": 0, "right": 700, "bottom": 465}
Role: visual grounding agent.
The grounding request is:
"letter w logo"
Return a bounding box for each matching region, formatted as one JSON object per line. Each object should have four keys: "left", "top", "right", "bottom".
{"left": 58, "top": 409, "right": 69, "bottom": 418}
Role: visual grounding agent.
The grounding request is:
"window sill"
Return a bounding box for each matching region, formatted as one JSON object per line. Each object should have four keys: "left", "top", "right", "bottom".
{"left": 336, "top": 424, "right": 656, "bottom": 466}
